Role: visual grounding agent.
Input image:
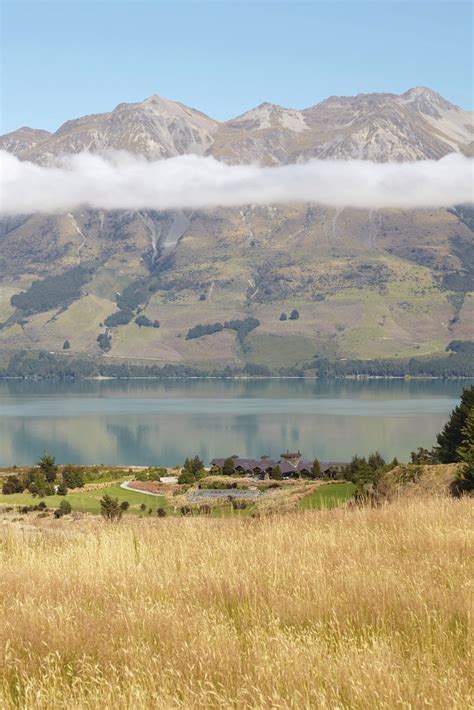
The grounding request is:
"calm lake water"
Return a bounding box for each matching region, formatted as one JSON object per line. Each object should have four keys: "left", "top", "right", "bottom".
{"left": 0, "top": 379, "right": 470, "bottom": 467}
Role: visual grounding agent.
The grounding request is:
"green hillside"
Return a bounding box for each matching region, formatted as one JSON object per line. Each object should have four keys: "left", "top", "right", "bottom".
{"left": 0, "top": 205, "right": 472, "bottom": 370}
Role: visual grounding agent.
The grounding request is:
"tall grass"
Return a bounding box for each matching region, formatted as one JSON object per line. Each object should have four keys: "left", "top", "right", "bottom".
{"left": 0, "top": 498, "right": 472, "bottom": 708}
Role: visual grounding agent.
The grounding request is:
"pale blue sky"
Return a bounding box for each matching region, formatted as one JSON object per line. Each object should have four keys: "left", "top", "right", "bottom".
{"left": 1, "top": 0, "right": 472, "bottom": 134}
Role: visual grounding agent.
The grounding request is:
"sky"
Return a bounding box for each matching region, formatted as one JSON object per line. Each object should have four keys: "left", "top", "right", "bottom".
{"left": 1, "top": 0, "right": 473, "bottom": 135}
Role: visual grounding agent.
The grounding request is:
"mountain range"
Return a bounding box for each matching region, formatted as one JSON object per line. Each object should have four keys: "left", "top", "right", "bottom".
{"left": 1, "top": 87, "right": 473, "bottom": 370}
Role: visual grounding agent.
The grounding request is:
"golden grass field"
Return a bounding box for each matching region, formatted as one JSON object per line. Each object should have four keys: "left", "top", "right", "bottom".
{"left": 0, "top": 497, "right": 472, "bottom": 709}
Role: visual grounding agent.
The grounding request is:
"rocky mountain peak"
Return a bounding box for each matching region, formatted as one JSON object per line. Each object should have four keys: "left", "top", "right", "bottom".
{"left": 227, "top": 102, "right": 308, "bottom": 133}
{"left": 1, "top": 87, "right": 471, "bottom": 163}
{"left": 399, "top": 86, "right": 457, "bottom": 117}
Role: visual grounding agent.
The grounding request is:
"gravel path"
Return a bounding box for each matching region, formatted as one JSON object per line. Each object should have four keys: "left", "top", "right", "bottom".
{"left": 120, "top": 481, "right": 164, "bottom": 498}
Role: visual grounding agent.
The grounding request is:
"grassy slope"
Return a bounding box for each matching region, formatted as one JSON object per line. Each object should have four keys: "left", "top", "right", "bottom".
{"left": 378, "top": 462, "right": 463, "bottom": 498}
{"left": 0, "top": 483, "right": 167, "bottom": 516}
{"left": 0, "top": 497, "right": 472, "bottom": 708}
{"left": 1, "top": 206, "right": 471, "bottom": 367}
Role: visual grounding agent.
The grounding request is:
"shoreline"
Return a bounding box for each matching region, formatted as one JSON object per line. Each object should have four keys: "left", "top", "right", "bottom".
{"left": 1, "top": 375, "right": 473, "bottom": 382}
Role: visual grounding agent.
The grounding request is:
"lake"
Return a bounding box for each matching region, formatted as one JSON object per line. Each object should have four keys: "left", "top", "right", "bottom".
{"left": 0, "top": 379, "right": 470, "bottom": 467}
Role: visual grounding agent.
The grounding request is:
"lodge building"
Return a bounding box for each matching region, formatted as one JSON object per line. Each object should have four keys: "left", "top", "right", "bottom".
{"left": 210, "top": 450, "right": 345, "bottom": 478}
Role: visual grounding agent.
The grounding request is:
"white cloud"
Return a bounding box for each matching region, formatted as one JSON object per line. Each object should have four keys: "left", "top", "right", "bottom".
{"left": 0, "top": 150, "right": 472, "bottom": 216}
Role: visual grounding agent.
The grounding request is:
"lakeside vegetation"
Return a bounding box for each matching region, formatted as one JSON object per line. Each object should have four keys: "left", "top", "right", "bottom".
{"left": 1, "top": 341, "right": 473, "bottom": 379}
{"left": 1, "top": 386, "right": 473, "bottom": 518}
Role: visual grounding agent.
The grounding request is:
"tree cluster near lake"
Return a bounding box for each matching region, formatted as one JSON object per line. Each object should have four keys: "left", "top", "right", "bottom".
{"left": 1, "top": 459, "right": 132, "bottom": 498}
{"left": 3, "top": 346, "right": 474, "bottom": 379}
{"left": 178, "top": 456, "right": 205, "bottom": 484}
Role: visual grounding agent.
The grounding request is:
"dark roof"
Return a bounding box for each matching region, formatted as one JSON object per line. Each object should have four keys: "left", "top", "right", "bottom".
{"left": 211, "top": 456, "right": 347, "bottom": 472}
{"left": 210, "top": 457, "right": 275, "bottom": 471}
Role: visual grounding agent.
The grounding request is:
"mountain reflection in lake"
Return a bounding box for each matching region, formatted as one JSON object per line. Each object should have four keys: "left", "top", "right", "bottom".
{"left": 0, "top": 378, "right": 469, "bottom": 466}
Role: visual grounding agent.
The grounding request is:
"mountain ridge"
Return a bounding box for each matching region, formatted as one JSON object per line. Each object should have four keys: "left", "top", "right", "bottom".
{"left": 0, "top": 87, "right": 472, "bottom": 369}
{"left": 2, "top": 86, "right": 472, "bottom": 164}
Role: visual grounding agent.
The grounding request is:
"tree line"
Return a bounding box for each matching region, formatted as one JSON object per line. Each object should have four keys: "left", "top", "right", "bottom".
{"left": 186, "top": 317, "right": 260, "bottom": 342}
{"left": 2, "top": 346, "right": 473, "bottom": 380}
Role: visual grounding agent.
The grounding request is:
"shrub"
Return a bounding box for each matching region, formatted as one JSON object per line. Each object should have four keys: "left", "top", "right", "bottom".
{"left": 410, "top": 447, "right": 437, "bottom": 464}
{"left": 63, "top": 340, "right": 70, "bottom": 350}
{"left": 289, "top": 309, "right": 300, "bottom": 320}
{"left": 2, "top": 475, "right": 25, "bottom": 494}
{"left": 222, "top": 457, "right": 235, "bottom": 476}
{"left": 231, "top": 499, "right": 247, "bottom": 510}
{"left": 100, "top": 495, "right": 122, "bottom": 521}
{"left": 56, "top": 481, "right": 68, "bottom": 496}
{"left": 59, "top": 500, "right": 72, "bottom": 515}
{"left": 179, "top": 456, "right": 205, "bottom": 484}
{"left": 97, "top": 333, "right": 112, "bottom": 352}
{"left": 270, "top": 465, "right": 282, "bottom": 480}
{"left": 311, "top": 459, "right": 322, "bottom": 479}
{"left": 104, "top": 310, "right": 134, "bottom": 328}
{"left": 157, "top": 508, "right": 167, "bottom": 517}
{"left": 135, "top": 467, "right": 167, "bottom": 482}
{"left": 178, "top": 470, "right": 196, "bottom": 485}
{"left": 62, "top": 465, "right": 84, "bottom": 489}
{"left": 120, "top": 501, "right": 130, "bottom": 511}
{"left": 37, "top": 451, "right": 58, "bottom": 483}
{"left": 279, "top": 313, "right": 287, "bottom": 321}
{"left": 135, "top": 315, "right": 153, "bottom": 328}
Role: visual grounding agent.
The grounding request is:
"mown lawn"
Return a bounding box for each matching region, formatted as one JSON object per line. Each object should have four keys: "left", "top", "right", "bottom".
{"left": 299, "top": 482, "right": 356, "bottom": 510}
{"left": 0, "top": 482, "right": 167, "bottom": 516}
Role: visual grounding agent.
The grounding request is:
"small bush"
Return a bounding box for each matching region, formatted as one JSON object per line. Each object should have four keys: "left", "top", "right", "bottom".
{"left": 58, "top": 500, "right": 72, "bottom": 516}
{"left": 62, "top": 465, "right": 84, "bottom": 489}
{"left": 231, "top": 499, "right": 248, "bottom": 510}
{"left": 135, "top": 315, "right": 153, "bottom": 328}
{"left": 57, "top": 481, "right": 68, "bottom": 496}
{"left": 2, "top": 475, "right": 25, "bottom": 494}
{"left": 97, "top": 333, "right": 112, "bottom": 351}
{"left": 100, "top": 495, "right": 122, "bottom": 521}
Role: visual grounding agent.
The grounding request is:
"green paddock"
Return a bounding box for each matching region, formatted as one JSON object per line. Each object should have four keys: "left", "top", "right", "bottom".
{"left": 299, "top": 482, "right": 356, "bottom": 511}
